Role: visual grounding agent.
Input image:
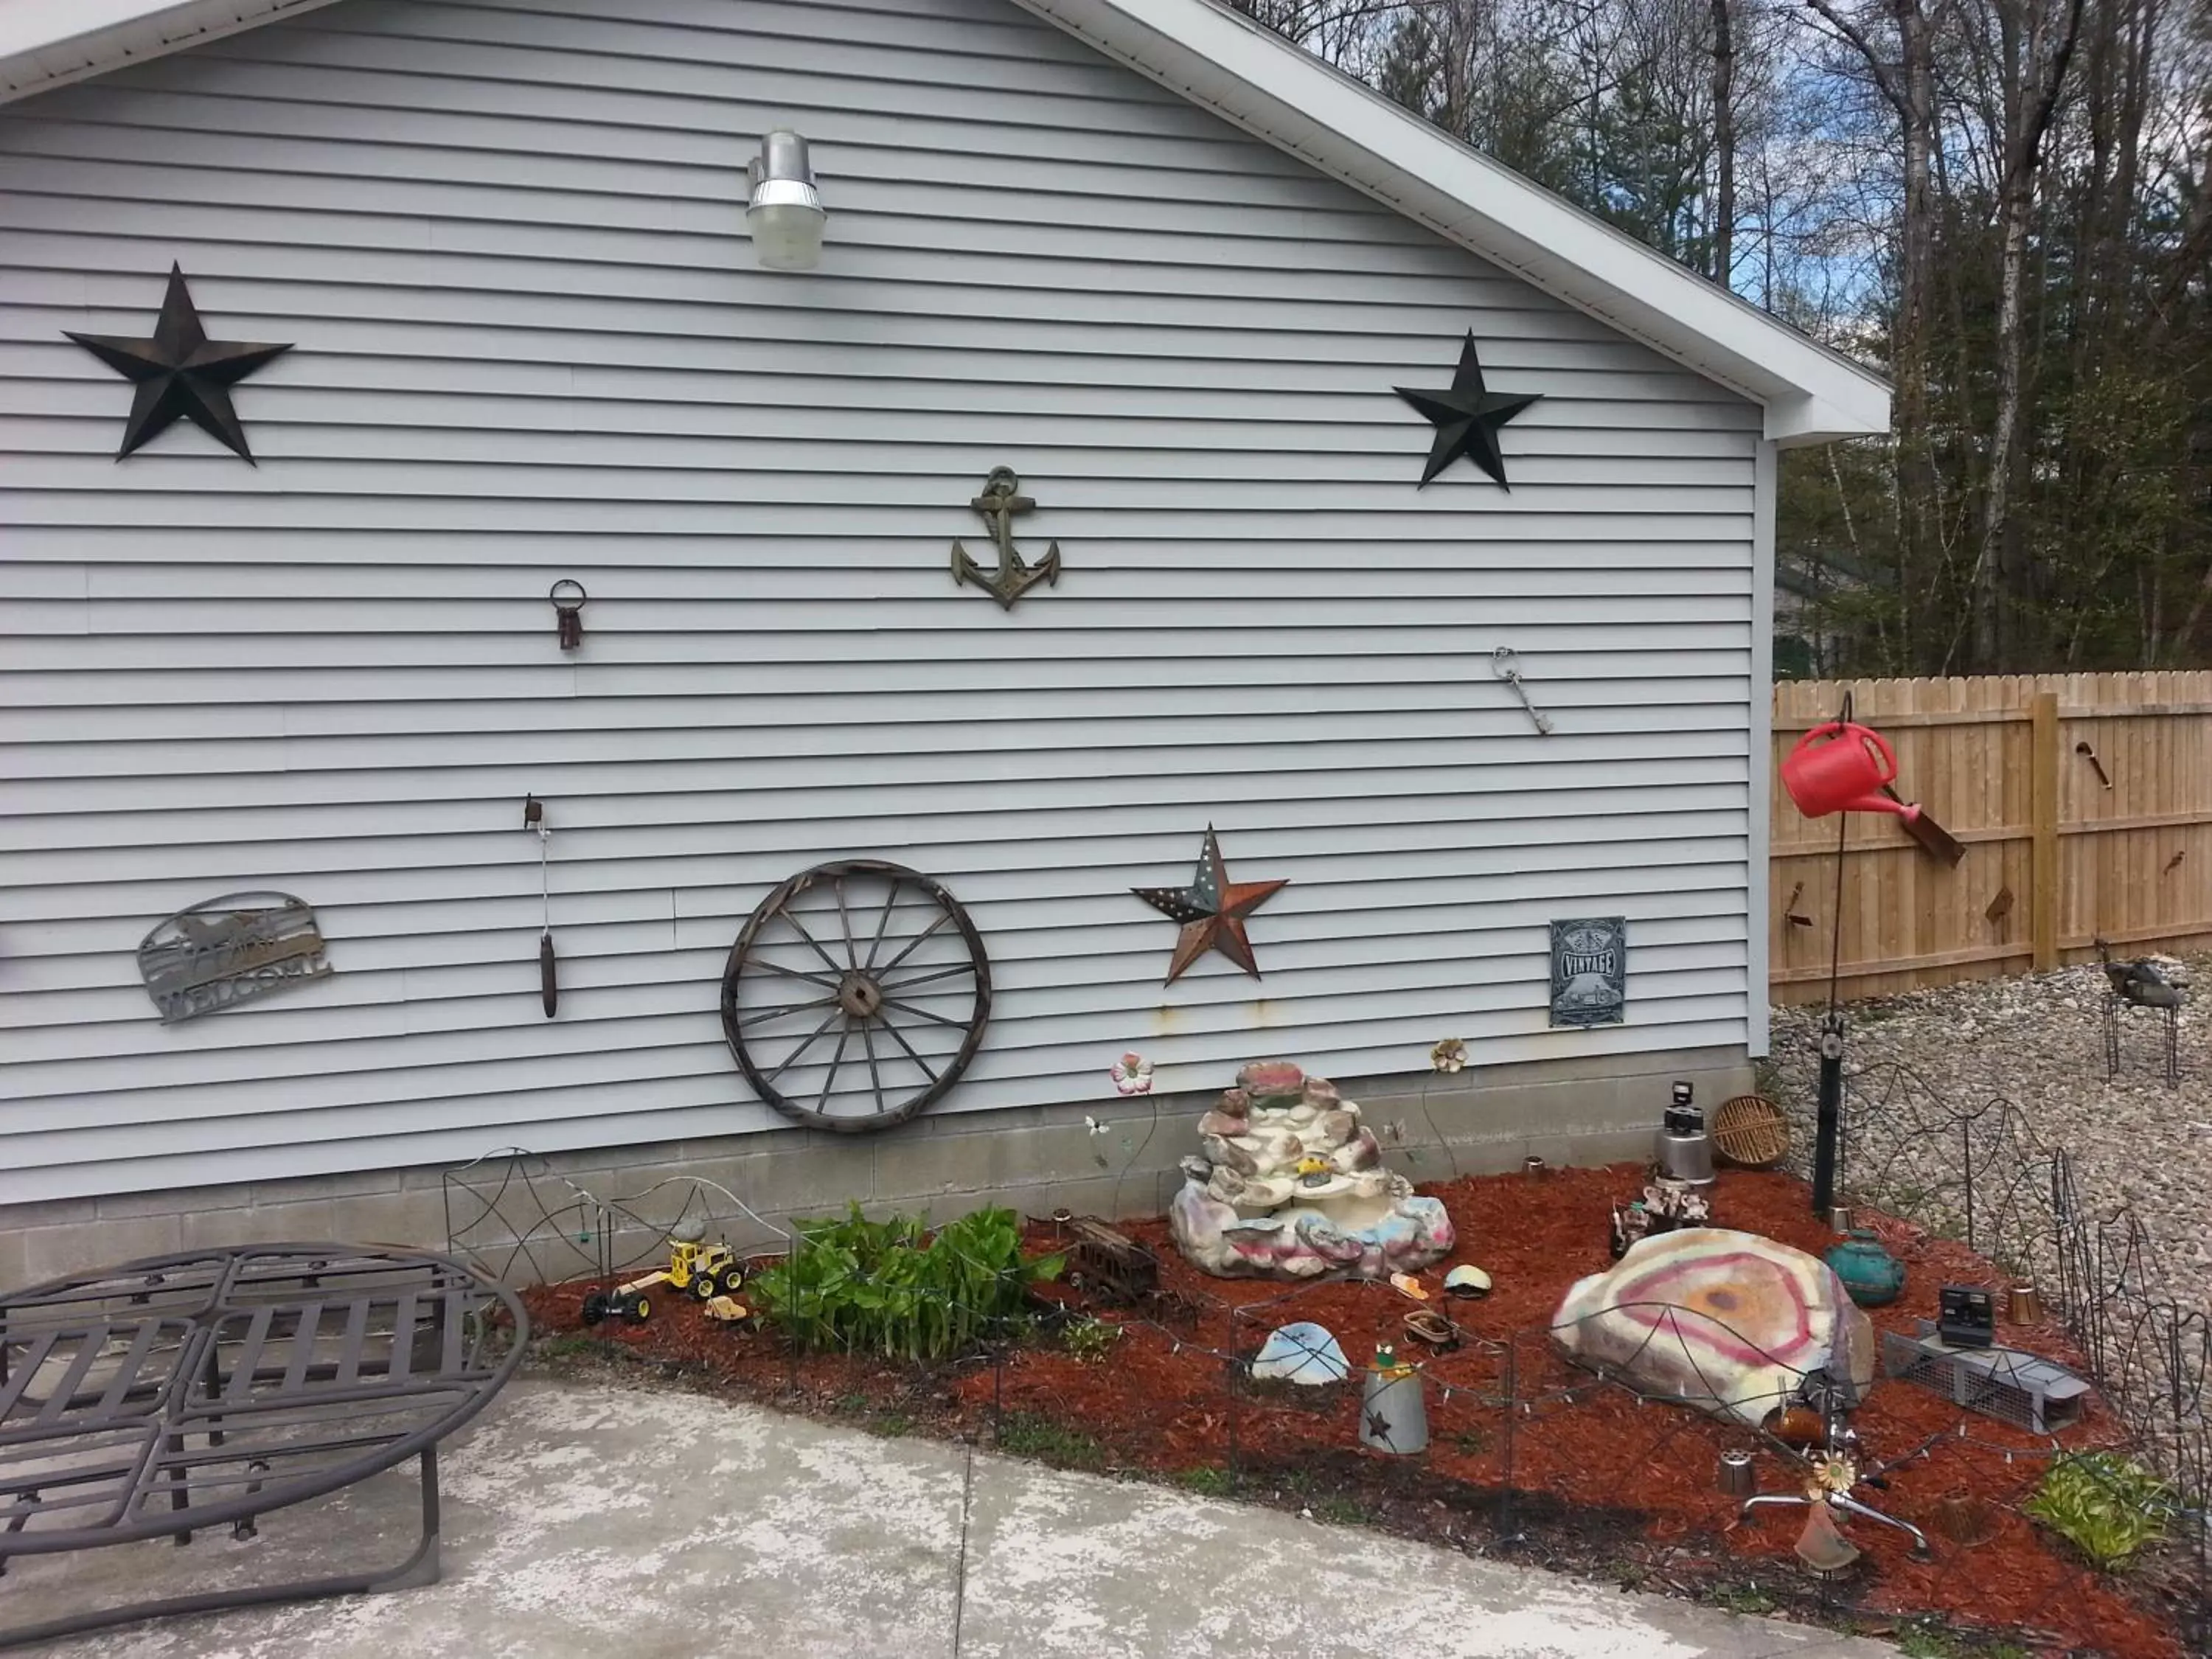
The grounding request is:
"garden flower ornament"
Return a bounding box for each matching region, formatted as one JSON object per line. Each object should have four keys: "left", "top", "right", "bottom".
{"left": 1110, "top": 1052, "right": 1155, "bottom": 1096}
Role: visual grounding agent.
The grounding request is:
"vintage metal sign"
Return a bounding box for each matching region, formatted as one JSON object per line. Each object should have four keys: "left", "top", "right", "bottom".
{"left": 1549, "top": 917, "right": 1627, "bottom": 1028}
{"left": 138, "top": 892, "right": 331, "bottom": 1024}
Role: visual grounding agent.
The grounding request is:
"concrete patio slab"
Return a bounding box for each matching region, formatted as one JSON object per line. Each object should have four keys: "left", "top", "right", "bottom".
{"left": 0, "top": 1376, "right": 1891, "bottom": 1659}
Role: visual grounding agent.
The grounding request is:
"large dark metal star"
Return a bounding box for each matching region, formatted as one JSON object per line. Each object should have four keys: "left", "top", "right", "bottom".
{"left": 1131, "top": 826, "right": 1288, "bottom": 985}
{"left": 1394, "top": 332, "right": 1540, "bottom": 489}
{"left": 65, "top": 264, "right": 292, "bottom": 463}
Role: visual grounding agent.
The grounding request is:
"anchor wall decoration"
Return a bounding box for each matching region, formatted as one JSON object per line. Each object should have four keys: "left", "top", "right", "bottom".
{"left": 951, "top": 466, "right": 1061, "bottom": 609}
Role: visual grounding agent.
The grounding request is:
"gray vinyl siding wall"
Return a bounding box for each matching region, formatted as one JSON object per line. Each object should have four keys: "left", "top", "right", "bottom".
{"left": 0, "top": 0, "right": 1763, "bottom": 1204}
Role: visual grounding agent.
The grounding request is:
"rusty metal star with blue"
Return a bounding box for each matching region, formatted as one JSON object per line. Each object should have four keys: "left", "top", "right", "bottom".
{"left": 1131, "top": 826, "right": 1288, "bottom": 984}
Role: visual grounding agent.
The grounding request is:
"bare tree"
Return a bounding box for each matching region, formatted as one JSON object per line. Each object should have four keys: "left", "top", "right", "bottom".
{"left": 1944, "top": 0, "right": 2087, "bottom": 669}
{"left": 1710, "top": 0, "right": 1738, "bottom": 282}
{"left": 1802, "top": 0, "right": 1943, "bottom": 666}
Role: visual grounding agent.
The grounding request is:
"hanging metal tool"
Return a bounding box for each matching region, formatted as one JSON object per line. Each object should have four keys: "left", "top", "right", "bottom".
{"left": 1490, "top": 646, "right": 1553, "bottom": 735}
{"left": 525, "top": 796, "right": 557, "bottom": 1018}
{"left": 549, "top": 580, "right": 588, "bottom": 650}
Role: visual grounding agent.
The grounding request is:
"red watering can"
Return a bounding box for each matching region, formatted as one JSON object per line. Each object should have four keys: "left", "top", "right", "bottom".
{"left": 1781, "top": 720, "right": 1921, "bottom": 824}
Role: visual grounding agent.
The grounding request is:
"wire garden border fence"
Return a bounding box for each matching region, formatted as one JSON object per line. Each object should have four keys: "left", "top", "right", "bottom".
{"left": 1805, "top": 1059, "right": 2211, "bottom": 1647}
{"left": 445, "top": 1085, "right": 2211, "bottom": 1655}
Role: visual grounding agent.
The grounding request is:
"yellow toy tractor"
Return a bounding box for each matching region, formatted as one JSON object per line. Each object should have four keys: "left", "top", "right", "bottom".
{"left": 580, "top": 1222, "right": 745, "bottom": 1326}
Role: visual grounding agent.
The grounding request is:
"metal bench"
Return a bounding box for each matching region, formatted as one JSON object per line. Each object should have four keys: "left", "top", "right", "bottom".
{"left": 0, "top": 1242, "right": 526, "bottom": 1649}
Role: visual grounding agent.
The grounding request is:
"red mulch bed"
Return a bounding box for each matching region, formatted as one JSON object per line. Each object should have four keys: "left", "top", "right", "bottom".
{"left": 519, "top": 1164, "right": 2196, "bottom": 1658}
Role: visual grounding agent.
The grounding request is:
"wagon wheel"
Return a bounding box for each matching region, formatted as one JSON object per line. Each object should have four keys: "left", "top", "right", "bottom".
{"left": 721, "top": 859, "right": 992, "bottom": 1134}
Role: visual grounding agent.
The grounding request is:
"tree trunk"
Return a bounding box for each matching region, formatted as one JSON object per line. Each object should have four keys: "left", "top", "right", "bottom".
{"left": 1944, "top": 0, "right": 2084, "bottom": 672}
{"left": 1961, "top": 175, "right": 2032, "bottom": 669}
{"left": 1709, "top": 0, "right": 1736, "bottom": 285}
{"left": 1893, "top": 0, "right": 1937, "bottom": 669}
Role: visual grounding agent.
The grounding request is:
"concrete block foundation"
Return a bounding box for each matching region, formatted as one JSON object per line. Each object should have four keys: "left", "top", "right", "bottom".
{"left": 1, "top": 1046, "right": 1752, "bottom": 1284}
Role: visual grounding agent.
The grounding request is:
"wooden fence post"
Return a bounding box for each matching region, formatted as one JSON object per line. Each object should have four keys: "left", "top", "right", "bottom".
{"left": 2031, "top": 690, "right": 2060, "bottom": 971}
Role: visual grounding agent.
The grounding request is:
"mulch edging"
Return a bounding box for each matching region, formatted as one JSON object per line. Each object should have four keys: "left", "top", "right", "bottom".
{"left": 518, "top": 1164, "right": 2197, "bottom": 1659}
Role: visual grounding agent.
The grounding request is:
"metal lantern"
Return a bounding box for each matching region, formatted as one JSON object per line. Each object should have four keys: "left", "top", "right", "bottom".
{"left": 746, "top": 130, "right": 826, "bottom": 271}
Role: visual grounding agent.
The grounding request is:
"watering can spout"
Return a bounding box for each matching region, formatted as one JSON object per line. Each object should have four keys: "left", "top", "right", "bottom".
{"left": 1844, "top": 793, "right": 1921, "bottom": 824}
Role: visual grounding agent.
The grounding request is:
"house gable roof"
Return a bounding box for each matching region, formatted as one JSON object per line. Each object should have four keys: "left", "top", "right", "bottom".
{"left": 0, "top": 0, "right": 1889, "bottom": 444}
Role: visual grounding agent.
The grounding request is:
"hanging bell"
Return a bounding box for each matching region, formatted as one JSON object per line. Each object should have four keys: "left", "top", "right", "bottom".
{"left": 540, "top": 929, "right": 559, "bottom": 1018}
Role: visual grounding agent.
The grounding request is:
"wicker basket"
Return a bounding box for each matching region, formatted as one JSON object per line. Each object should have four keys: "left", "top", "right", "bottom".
{"left": 1711, "top": 1094, "right": 1790, "bottom": 1169}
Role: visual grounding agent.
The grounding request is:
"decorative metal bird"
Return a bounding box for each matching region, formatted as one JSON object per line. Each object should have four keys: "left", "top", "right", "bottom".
{"left": 2096, "top": 937, "right": 2188, "bottom": 1009}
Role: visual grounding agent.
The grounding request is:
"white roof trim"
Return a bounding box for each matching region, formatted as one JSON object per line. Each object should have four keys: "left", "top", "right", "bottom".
{"left": 0, "top": 0, "right": 1888, "bottom": 442}
{"left": 1011, "top": 0, "right": 1890, "bottom": 445}
{"left": 0, "top": 0, "right": 345, "bottom": 104}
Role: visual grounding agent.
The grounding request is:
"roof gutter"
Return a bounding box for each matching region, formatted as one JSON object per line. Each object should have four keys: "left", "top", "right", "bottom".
{"left": 0, "top": 0, "right": 346, "bottom": 104}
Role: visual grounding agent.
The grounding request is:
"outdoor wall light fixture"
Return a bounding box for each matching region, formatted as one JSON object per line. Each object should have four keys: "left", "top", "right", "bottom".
{"left": 746, "top": 130, "right": 826, "bottom": 271}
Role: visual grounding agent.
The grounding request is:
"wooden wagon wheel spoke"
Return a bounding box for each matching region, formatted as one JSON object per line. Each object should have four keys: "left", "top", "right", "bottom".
{"left": 860, "top": 1018, "right": 887, "bottom": 1113}
{"left": 874, "top": 910, "right": 953, "bottom": 977}
{"left": 875, "top": 1015, "right": 943, "bottom": 1084}
{"left": 877, "top": 995, "right": 971, "bottom": 1029}
{"left": 731, "top": 994, "right": 836, "bottom": 1029}
{"left": 748, "top": 960, "right": 846, "bottom": 992}
{"left": 815, "top": 1019, "right": 852, "bottom": 1119}
{"left": 778, "top": 907, "right": 848, "bottom": 976}
{"left": 762, "top": 1008, "right": 844, "bottom": 1085}
{"left": 832, "top": 876, "right": 859, "bottom": 970}
{"left": 723, "top": 860, "right": 990, "bottom": 1134}
{"left": 860, "top": 890, "right": 898, "bottom": 973}
{"left": 875, "top": 962, "right": 975, "bottom": 992}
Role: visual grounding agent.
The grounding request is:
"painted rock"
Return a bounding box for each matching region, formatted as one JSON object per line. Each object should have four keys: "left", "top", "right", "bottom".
{"left": 1550, "top": 1227, "right": 1876, "bottom": 1428}
{"left": 1251, "top": 1321, "right": 1349, "bottom": 1385}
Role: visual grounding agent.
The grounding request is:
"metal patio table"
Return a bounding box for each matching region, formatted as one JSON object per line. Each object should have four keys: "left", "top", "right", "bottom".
{"left": 0, "top": 1242, "right": 526, "bottom": 1649}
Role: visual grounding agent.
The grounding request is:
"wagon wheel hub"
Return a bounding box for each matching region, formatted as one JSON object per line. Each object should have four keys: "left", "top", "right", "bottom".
{"left": 836, "top": 972, "right": 884, "bottom": 1020}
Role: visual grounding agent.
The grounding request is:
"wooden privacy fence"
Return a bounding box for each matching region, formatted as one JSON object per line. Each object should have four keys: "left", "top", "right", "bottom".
{"left": 1770, "top": 673, "right": 2212, "bottom": 1004}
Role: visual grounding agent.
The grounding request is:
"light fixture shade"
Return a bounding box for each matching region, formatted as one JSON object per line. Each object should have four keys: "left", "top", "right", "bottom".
{"left": 746, "top": 130, "right": 826, "bottom": 271}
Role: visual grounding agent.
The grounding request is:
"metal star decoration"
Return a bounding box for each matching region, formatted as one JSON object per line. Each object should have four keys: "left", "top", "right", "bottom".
{"left": 1394, "top": 331, "right": 1540, "bottom": 489}
{"left": 1131, "top": 827, "right": 1288, "bottom": 985}
{"left": 65, "top": 264, "right": 292, "bottom": 463}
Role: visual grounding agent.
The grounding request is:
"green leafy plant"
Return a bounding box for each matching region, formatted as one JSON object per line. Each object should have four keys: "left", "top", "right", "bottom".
{"left": 996, "top": 1411, "right": 1105, "bottom": 1469}
{"left": 1174, "top": 1467, "right": 1234, "bottom": 1495}
{"left": 1897, "top": 1623, "right": 1966, "bottom": 1659}
{"left": 1062, "top": 1315, "right": 1123, "bottom": 1363}
{"left": 749, "top": 1205, "right": 1062, "bottom": 1363}
{"left": 1708, "top": 1582, "right": 1778, "bottom": 1616}
{"left": 2023, "top": 1453, "right": 2171, "bottom": 1571}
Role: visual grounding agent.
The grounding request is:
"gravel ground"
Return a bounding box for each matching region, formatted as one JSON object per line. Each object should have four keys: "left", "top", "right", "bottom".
{"left": 1767, "top": 956, "right": 2211, "bottom": 1298}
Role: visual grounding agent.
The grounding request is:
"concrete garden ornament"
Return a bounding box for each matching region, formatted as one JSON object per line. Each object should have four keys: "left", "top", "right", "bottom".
{"left": 1169, "top": 1062, "right": 1453, "bottom": 1281}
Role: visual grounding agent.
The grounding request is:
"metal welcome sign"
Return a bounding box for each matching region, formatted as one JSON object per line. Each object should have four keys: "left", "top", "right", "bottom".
{"left": 1549, "top": 917, "right": 1627, "bottom": 1028}
{"left": 138, "top": 892, "right": 331, "bottom": 1024}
